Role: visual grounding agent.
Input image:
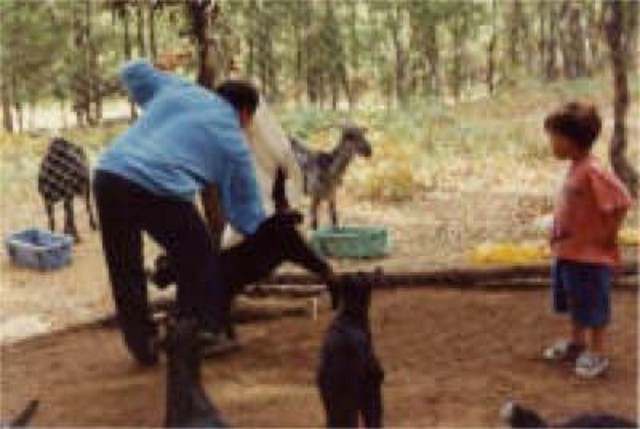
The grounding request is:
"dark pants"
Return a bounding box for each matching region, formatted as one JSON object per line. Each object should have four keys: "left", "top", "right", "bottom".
{"left": 94, "top": 170, "right": 227, "bottom": 356}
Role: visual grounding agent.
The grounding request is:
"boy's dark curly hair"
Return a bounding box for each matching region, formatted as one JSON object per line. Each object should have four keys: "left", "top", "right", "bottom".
{"left": 544, "top": 101, "right": 602, "bottom": 149}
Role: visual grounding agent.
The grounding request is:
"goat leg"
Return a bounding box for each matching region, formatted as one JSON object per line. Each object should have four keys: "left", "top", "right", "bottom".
{"left": 361, "top": 365, "right": 384, "bottom": 428}
{"left": 63, "top": 198, "right": 80, "bottom": 242}
{"left": 86, "top": 187, "right": 98, "bottom": 230}
{"left": 311, "top": 198, "right": 320, "bottom": 230}
{"left": 44, "top": 200, "right": 55, "bottom": 232}
{"left": 329, "top": 196, "right": 339, "bottom": 228}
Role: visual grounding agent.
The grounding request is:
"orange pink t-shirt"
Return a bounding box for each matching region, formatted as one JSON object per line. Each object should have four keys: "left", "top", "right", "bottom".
{"left": 552, "top": 155, "right": 632, "bottom": 267}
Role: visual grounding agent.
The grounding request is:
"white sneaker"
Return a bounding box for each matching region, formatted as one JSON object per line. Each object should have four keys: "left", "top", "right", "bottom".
{"left": 542, "top": 340, "right": 585, "bottom": 363}
{"left": 575, "top": 352, "right": 609, "bottom": 378}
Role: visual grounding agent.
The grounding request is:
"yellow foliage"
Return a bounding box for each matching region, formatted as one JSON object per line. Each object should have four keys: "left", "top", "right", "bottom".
{"left": 470, "top": 240, "right": 550, "bottom": 265}
{"left": 348, "top": 138, "right": 421, "bottom": 202}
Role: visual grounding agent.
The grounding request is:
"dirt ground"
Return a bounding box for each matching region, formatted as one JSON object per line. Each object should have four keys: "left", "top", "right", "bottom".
{"left": 1, "top": 288, "right": 637, "bottom": 427}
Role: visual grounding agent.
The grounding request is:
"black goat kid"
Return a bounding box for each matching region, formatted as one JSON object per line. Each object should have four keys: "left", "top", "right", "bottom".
{"left": 149, "top": 168, "right": 332, "bottom": 337}
{"left": 163, "top": 318, "right": 227, "bottom": 428}
{"left": 501, "top": 401, "right": 637, "bottom": 428}
{"left": 318, "top": 269, "right": 384, "bottom": 428}
{"left": 38, "top": 137, "right": 97, "bottom": 241}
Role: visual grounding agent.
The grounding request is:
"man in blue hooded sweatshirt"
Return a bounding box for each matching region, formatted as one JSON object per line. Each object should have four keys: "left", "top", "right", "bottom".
{"left": 94, "top": 59, "right": 266, "bottom": 366}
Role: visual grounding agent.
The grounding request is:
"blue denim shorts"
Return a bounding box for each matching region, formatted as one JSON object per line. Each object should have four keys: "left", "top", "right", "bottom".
{"left": 552, "top": 259, "right": 612, "bottom": 328}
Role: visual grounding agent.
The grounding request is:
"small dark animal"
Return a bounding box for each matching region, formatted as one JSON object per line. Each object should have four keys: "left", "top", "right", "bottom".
{"left": 501, "top": 401, "right": 638, "bottom": 428}
{"left": 290, "top": 124, "right": 372, "bottom": 229}
{"left": 149, "top": 167, "right": 332, "bottom": 338}
{"left": 37, "top": 137, "right": 97, "bottom": 241}
{"left": 163, "top": 318, "right": 227, "bottom": 428}
{"left": 1, "top": 400, "right": 39, "bottom": 428}
{"left": 318, "top": 269, "right": 384, "bottom": 428}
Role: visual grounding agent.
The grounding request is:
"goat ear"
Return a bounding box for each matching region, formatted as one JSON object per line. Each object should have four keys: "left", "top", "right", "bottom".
{"left": 282, "top": 210, "right": 303, "bottom": 225}
{"left": 272, "top": 166, "right": 290, "bottom": 212}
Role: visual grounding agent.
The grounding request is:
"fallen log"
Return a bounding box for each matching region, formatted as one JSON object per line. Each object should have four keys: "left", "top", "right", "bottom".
{"left": 261, "top": 260, "right": 638, "bottom": 288}
{"left": 247, "top": 274, "right": 638, "bottom": 296}
{"left": 92, "top": 262, "right": 636, "bottom": 329}
{"left": 94, "top": 296, "right": 311, "bottom": 329}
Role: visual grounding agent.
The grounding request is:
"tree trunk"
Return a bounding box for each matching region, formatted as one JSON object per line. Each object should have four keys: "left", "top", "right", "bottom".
{"left": 390, "top": 5, "right": 407, "bottom": 105}
{"left": 136, "top": 0, "right": 146, "bottom": 58}
{"left": 508, "top": 0, "right": 524, "bottom": 66}
{"left": 545, "top": 3, "right": 559, "bottom": 80}
{"left": 189, "top": 1, "right": 216, "bottom": 89}
{"left": 293, "top": 5, "right": 303, "bottom": 104}
{"left": 487, "top": 0, "right": 498, "bottom": 95}
{"left": 451, "top": 16, "right": 464, "bottom": 100}
{"left": 122, "top": 5, "right": 137, "bottom": 121}
{"left": 189, "top": 0, "right": 223, "bottom": 247}
{"left": 424, "top": 24, "right": 440, "bottom": 96}
{"left": 149, "top": 4, "right": 157, "bottom": 61}
{"left": 605, "top": 0, "right": 638, "bottom": 197}
{"left": 1, "top": 74, "right": 12, "bottom": 133}
{"left": 0, "top": 5, "right": 12, "bottom": 133}
{"left": 84, "top": 0, "right": 96, "bottom": 126}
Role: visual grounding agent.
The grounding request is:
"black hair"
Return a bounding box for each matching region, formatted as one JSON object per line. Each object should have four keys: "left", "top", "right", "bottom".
{"left": 214, "top": 80, "right": 259, "bottom": 117}
{"left": 543, "top": 101, "right": 602, "bottom": 149}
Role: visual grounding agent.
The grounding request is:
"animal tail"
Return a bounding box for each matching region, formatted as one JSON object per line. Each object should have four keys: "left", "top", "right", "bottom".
{"left": 9, "top": 400, "right": 39, "bottom": 427}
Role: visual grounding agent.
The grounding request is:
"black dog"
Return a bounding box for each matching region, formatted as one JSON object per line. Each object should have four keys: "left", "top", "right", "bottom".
{"left": 318, "top": 269, "right": 384, "bottom": 428}
{"left": 163, "top": 318, "right": 228, "bottom": 428}
{"left": 38, "top": 137, "right": 97, "bottom": 241}
{"left": 501, "top": 401, "right": 637, "bottom": 428}
{"left": 149, "top": 167, "right": 332, "bottom": 339}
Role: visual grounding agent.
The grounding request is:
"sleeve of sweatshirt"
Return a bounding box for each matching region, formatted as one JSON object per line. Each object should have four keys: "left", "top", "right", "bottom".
{"left": 119, "top": 59, "right": 179, "bottom": 108}
{"left": 220, "top": 145, "right": 267, "bottom": 236}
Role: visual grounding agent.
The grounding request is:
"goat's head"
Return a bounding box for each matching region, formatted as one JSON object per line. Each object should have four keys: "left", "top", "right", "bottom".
{"left": 47, "top": 137, "right": 85, "bottom": 162}
{"left": 339, "top": 124, "right": 372, "bottom": 158}
{"left": 48, "top": 137, "right": 72, "bottom": 155}
{"left": 328, "top": 267, "right": 383, "bottom": 316}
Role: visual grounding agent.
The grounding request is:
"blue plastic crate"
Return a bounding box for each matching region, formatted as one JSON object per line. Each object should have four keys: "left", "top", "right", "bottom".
{"left": 5, "top": 229, "right": 73, "bottom": 271}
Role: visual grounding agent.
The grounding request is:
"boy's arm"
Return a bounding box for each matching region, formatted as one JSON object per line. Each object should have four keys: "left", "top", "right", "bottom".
{"left": 219, "top": 147, "right": 267, "bottom": 236}
{"left": 588, "top": 168, "right": 633, "bottom": 248}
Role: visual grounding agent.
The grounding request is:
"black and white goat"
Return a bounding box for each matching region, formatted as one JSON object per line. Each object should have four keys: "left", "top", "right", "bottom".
{"left": 149, "top": 167, "right": 333, "bottom": 339}
{"left": 163, "top": 318, "right": 227, "bottom": 428}
{"left": 318, "top": 269, "right": 384, "bottom": 428}
{"left": 37, "top": 137, "right": 97, "bottom": 241}
{"left": 290, "top": 124, "right": 372, "bottom": 230}
{"left": 501, "top": 401, "right": 637, "bottom": 428}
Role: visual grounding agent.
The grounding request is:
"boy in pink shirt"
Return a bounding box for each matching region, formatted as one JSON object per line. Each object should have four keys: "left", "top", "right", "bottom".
{"left": 542, "top": 101, "right": 632, "bottom": 378}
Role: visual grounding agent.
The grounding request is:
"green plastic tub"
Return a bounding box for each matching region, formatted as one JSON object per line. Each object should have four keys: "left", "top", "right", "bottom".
{"left": 311, "top": 226, "right": 389, "bottom": 259}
